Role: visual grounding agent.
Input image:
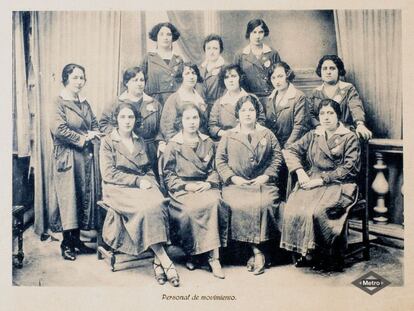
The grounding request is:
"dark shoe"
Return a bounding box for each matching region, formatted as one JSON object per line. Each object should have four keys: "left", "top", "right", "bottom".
{"left": 246, "top": 256, "right": 255, "bottom": 272}
{"left": 60, "top": 243, "right": 76, "bottom": 261}
{"left": 164, "top": 263, "right": 180, "bottom": 287}
{"left": 208, "top": 258, "right": 225, "bottom": 279}
{"left": 153, "top": 260, "right": 167, "bottom": 285}
{"left": 72, "top": 240, "right": 96, "bottom": 254}
{"left": 253, "top": 253, "right": 266, "bottom": 276}
{"left": 185, "top": 256, "right": 197, "bottom": 271}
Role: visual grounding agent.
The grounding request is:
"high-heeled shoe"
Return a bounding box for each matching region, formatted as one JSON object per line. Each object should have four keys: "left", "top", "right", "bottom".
{"left": 153, "top": 260, "right": 167, "bottom": 285}
{"left": 208, "top": 258, "right": 225, "bottom": 279}
{"left": 164, "top": 263, "right": 180, "bottom": 287}
{"left": 253, "top": 253, "right": 265, "bottom": 275}
{"left": 72, "top": 239, "right": 96, "bottom": 254}
{"left": 185, "top": 256, "right": 196, "bottom": 271}
{"left": 246, "top": 256, "right": 255, "bottom": 272}
{"left": 60, "top": 243, "right": 76, "bottom": 261}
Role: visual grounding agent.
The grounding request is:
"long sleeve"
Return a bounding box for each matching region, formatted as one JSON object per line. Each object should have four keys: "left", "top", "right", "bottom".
{"left": 215, "top": 135, "right": 236, "bottom": 184}
{"left": 282, "top": 131, "right": 314, "bottom": 173}
{"left": 51, "top": 101, "right": 86, "bottom": 148}
{"left": 160, "top": 94, "right": 178, "bottom": 141}
{"left": 99, "top": 101, "right": 117, "bottom": 134}
{"left": 88, "top": 104, "right": 99, "bottom": 132}
{"left": 208, "top": 99, "right": 222, "bottom": 138}
{"left": 99, "top": 137, "right": 141, "bottom": 187}
{"left": 205, "top": 144, "right": 220, "bottom": 188}
{"left": 285, "top": 95, "right": 307, "bottom": 147}
{"left": 163, "top": 142, "right": 187, "bottom": 192}
{"left": 308, "top": 94, "right": 320, "bottom": 128}
{"left": 347, "top": 86, "right": 366, "bottom": 124}
{"left": 257, "top": 98, "right": 266, "bottom": 126}
{"left": 320, "top": 134, "right": 361, "bottom": 184}
{"left": 263, "top": 133, "right": 283, "bottom": 181}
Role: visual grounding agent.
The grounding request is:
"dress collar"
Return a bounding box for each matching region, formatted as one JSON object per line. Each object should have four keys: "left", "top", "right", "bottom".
{"left": 221, "top": 88, "right": 248, "bottom": 103}
{"left": 201, "top": 55, "right": 225, "bottom": 69}
{"left": 315, "top": 80, "right": 352, "bottom": 91}
{"left": 177, "top": 87, "right": 205, "bottom": 103}
{"left": 118, "top": 91, "right": 152, "bottom": 102}
{"left": 242, "top": 43, "right": 272, "bottom": 55}
{"left": 109, "top": 128, "right": 139, "bottom": 142}
{"left": 230, "top": 123, "right": 267, "bottom": 133}
{"left": 268, "top": 83, "right": 297, "bottom": 101}
{"left": 314, "top": 122, "right": 351, "bottom": 136}
{"left": 170, "top": 131, "right": 209, "bottom": 144}
{"left": 59, "top": 88, "right": 86, "bottom": 102}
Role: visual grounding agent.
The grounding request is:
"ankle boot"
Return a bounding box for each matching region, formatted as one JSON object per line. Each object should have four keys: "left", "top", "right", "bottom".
{"left": 71, "top": 229, "right": 95, "bottom": 254}
{"left": 60, "top": 230, "right": 76, "bottom": 261}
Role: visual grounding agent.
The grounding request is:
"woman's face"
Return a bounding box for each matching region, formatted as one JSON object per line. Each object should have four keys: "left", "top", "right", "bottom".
{"left": 157, "top": 26, "right": 173, "bottom": 49}
{"left": 238, "top": 101, "right": 257, "bottom": 127}
{"left": 224, "top": 69, "right": 241, "bottom": 92}
{"left": 249, "top": 25, "right": 265, "bottom": 45}
{"left": 126, "top": 72, "right": 145, "bottom": 96}
{"left": 66, "top": 67, "right": 86, "bottom": 94}
{"left": 321, "top": 60, "right": 339, "bottom": 84}
{"left": 182, "top": 107, "right": 200, "bottom": 134}
{"left": 319, "top": 105, "right": 339, "bottom": 132}
{"left": 271, "top": 66, "right": 289, "bottom": 92}
{"left": 117, "top": 107, "right": 136, "bottom": 134}
{"left": 205, "top": 40, "right": 221, "bottom": 63}
{"left": 182, "top": 66, "right": 198, "bottom": 88}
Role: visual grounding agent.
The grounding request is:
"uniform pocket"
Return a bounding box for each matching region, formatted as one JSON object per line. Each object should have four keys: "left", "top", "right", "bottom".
{"left": 54, "top": 146, "right": 73, "bottom": 172}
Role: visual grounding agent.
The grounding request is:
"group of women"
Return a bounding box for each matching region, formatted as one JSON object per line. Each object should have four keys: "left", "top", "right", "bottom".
{"left": 49, "top": 19, "right": 373, "bottom": 287}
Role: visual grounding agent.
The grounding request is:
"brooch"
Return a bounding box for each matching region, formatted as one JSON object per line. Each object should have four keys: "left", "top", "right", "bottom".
{"left": 146, "top": 103, "right": 156, "bottom": 112}
{"left": 263, "top": 60, "right": 271, "bottom": 68}
{"left": 211, "top": 68, "right": 220, "bottom": 76}
{"left": 260, "top": 138, "right": 267, "bottom": 146}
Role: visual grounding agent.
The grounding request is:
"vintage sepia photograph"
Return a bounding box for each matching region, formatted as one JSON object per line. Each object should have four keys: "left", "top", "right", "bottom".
{"left": 4, "top": 1, "right": 413, "bottom": 310}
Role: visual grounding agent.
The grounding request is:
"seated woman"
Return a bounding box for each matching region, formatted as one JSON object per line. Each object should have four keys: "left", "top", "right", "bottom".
{"left": 216, "top": 95, "right": 283, "bottom": 275}
{"left": 99, "top": 66, "right": 163, "bottom": 177}
{"left": 160, "top": 62, "right": 208, "bottom": 143}
{"left": 280, "top": 99, "right": 361, "bottom": 272}
{"left": 99, "top": 102, "right": 179, "bottom": 287}
{"left": 163, "top": 103, "right": 229, "bottom": 279}
{"left": 209, "top": 64, "right": 266, "bottom": 141}
{"left": 309, "top": 54, "right": 372, "bottom": 140}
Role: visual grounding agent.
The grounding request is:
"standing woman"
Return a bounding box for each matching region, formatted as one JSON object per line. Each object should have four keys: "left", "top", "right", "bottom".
{"left": 216, "top": 95, "right": 283, "bottom": 275}
{"left": 142, "top": 22, "right": 184, "bottom": 107}
{"left": 100, "top": 103, "right": 179, "bottom": 287}
{"left": 160, "top": 62, "right": 208, "bottom": 142}
{"left": 99, "top": 66, "right": 163, "bottom": 177}
{"left": 309, "top": 55, "right": 372, "bottom": 140}
{"left": 50, "top": 63, "right": 101, "bottom": 260}
{"left": 163, "top": 103, "right": 229, "bottom": 279}
{"left": 198, "top": 34, "right": 227, "bottom": 115}
{"left": 209, "top": 64, "right": 266, "bottom": 141}
{"left": 280, "top": 99, "right": 361, "bottom": 272}
{"left": 234, "top": 19, "right": 281, "bottom": 106}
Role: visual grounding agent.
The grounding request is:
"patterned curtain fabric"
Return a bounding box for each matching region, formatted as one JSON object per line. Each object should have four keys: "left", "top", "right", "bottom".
{"left": 334, "top": 10, "right": 402, "bottom": 139}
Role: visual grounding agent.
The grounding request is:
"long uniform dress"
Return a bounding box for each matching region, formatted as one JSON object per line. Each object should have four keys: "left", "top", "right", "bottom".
{"left": 99, "top": 92, "right": 163, "bottom": 175}
{"left": 141, "top": 51, "right": 184, "bottom": 106}
{"left": 198, "top": 56, "right": 226, "bottom": 116}
{"left": 208, "top": 89, "right": 266, "bottom": 141}
{"left": 160, "top": 88, "right": 209, "bottom": 142}
{"left": 163, "top": 132, "right": 229, "bottom": 255}
{"left": 265, "top": 83, "right": 309, "bottom": 199}
{"left": 216, "top": 124, "right": 283, "bottom": 243}
{"left": 280, "top": 123, "right": 361, "bottom": 256}
{"left": 49, "top": 89, "right": 99, "bottom": 231}
{"left": 99, "top": 129, "right": 169, "bottom": 256}
{"left": 309, "top": 81, "right": 366, "bottom": 129}
{"left": 233, "top": 44, "right": 281, "bottom": 106}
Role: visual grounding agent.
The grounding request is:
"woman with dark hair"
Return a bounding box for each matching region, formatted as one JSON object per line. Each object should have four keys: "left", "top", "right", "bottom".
{"left": 160, "top": 62, "right": 208, "bottom": 143}
{"left": 198, "top": 34, "right": 227, "bottom": 113}
{"left": 163, "top": 102, "right": 229, "bottom": 279}
{"left": 208, "top": 64, "right": 266, "bottom": 141}
{"left": 141, "top": 22, "right": 184, "bottom": 106}
{"left": 233, "top": 19, "right": 281, "bottom": 105}
{"left": 49, "top": 63, "right": 101, "bottom": 261}
{"left": 309, "top": 54, "right": 372, "bottom": 140}
{"left": 216, "top": 95, "right": 283, "bottom": 275}
{"left": 99, "top": 102, "right": 179, "bottom": 287}
{"left": 99, "top": 66, "right": 163, "bottom": 176}
{"left": 280, "top": 99, "right": 361, "bottom": 272}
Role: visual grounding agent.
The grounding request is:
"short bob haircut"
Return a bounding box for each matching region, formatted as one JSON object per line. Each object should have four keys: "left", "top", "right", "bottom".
{"left": 202, "top": 34, "right": 224, "bottom": 53}
{"left": 317, "top": 98, "right": 342, "bottom": 120}
{"left": 175, "top": 62, "right": 203, "bottom": 84}
{"left": 315, "top": 55, "right": 346, "bottom": 78}
{"left": 113, "top": 102, "right": 142, "bottom": 129}
{"left": 245, "top": 19, "right": 270, "bottom": 39}
{"left": 269, "top": 61, "right": 296, "bottom": 82}
{"left": 234, "top": 95, "right": 262, "bottom": 120}
{"left": 62, "top": 63, "right": 86, "bottom": 86}
{"left": 148, "top": 22, "right": 180, "bottom": 42}
{"left": 219, "top": 64, "right": 246, "bottom": 90}
{"left": 173, "top": 102, "right": 206, "bottom": 132}
{"left": 122, "top": 66, "right": 146, "bottom": 87}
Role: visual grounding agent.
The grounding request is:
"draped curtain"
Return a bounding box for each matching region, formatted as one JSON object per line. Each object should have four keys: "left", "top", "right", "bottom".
{"left": 334, "top": 10, "right": 402, "bottom": 139}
